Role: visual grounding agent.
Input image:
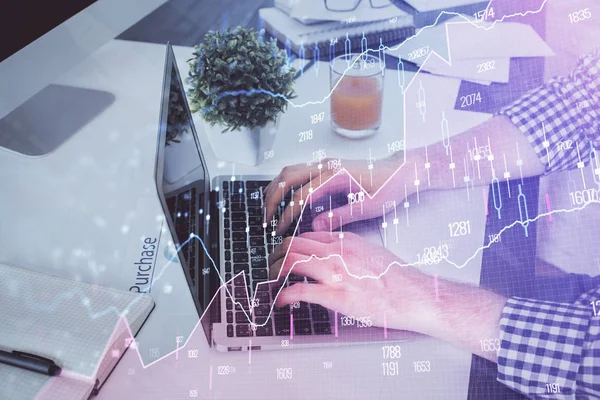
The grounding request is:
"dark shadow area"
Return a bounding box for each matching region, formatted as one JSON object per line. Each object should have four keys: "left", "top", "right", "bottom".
{"left": 0, "top": 0, "right": 97, "bottom": 62}
{"left": 117, "top": 0, "right": 274, "bottom": 46}
{"left": 0, "top": 84, "right": 115, "bottom": 156}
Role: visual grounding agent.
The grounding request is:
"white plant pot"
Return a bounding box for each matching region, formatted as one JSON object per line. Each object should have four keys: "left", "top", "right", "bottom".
{"left": 202, "top": 118, "right": 279, "bottom": 166}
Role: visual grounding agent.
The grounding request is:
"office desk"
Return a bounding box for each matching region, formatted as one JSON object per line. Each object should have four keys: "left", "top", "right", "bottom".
{"left": 0, "top": 39, "right": 491, "bottom": 399}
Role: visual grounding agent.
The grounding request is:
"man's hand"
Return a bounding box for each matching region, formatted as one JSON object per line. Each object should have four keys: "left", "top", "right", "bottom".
{"left": 268, "top": 231, "right": 438, "bottom": 334}
{"left": 264, "top": 151, "right": 421, "bottom": 235}
{"left": 268, "top": 231, "right": 508, "bottom": 363}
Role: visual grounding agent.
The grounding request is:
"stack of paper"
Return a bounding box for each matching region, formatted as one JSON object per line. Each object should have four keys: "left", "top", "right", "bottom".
{"left": 403, "top": 0, "right": 487, "bottom": 13}
{"left": 261, "top": 2, "right": 415, "bottom": 59}
{"left": 276, "top": 0, "right": 410, "bottom": 24}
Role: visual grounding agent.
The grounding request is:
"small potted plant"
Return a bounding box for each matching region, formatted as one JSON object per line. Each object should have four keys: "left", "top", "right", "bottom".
{"left": 187, "top": 27, "right": 296, "bottom": 165}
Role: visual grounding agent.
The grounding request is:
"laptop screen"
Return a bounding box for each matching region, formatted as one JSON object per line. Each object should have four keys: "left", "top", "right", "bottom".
{"left": 156, "top": 47, "right": 215, "bottom": 317}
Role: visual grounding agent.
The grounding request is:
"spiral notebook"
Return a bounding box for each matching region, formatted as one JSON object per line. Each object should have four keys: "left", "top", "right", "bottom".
{"left": 259, "top": 7, "right": 415, "bottom": 58}
{"left": 0, "top": 263, "right": 155, "bottom": 400}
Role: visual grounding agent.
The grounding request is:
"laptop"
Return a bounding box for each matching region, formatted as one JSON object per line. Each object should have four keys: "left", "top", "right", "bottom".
{"left": 154, "top": 44, "right": 413, "bottom": 351}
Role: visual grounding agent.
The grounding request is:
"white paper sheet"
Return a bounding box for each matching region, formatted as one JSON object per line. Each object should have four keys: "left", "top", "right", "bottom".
{"left": 447, "top": 19, "right": 555, "bottom": 60}
{"left": 289, "top": 0, "right": 411, "bottom": 23}
{"left": 388, "top": 16, "right": 553, "bottom": 63}
{"left": 403, "top": 0, "right": 484, "bottom": 13}
{"left": 419, "top": 56, "right": 510, "bottom": 83}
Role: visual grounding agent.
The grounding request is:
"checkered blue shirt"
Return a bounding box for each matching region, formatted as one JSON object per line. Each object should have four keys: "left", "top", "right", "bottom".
{"left": 497, "top": 50, "right": 600, "bottom": 398}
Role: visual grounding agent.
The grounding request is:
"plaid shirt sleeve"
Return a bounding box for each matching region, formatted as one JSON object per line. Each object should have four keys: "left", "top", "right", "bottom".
{"left": 499, "top": 49, "right": 600, "bottom": 175}
{"left": 497, "top": 288, "right": 600, "bottom": 399}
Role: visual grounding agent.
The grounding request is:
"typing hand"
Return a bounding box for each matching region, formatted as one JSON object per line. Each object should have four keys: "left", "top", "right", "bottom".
{"left": 264, "top": 155, "right": 414, "bottom": 235}
{"left": 268, "top": 231, "right": 436, "bottom": 334}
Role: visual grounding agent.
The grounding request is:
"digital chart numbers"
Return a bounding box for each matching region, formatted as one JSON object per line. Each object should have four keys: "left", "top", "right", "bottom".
{"left": 276, "top": 367, "right": 293, "bottom": 380}
{"left": 95, "top": 1, "right": 600, "bottom": 400}
{"left": 381, "top": 345, "right": 402, "bottom": 377}
{"left": 381, "top": 346, "right": 431, "bottom": 376}
{"left": 569, "top": 8, "right": 592, "bottom": 23}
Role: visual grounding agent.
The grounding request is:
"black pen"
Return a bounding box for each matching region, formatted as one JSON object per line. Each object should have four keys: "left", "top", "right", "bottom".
{"left": 0, "top": 350, "right": 62, "bottom": 376}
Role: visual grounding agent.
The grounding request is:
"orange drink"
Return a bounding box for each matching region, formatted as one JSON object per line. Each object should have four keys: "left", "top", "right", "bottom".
{"left": 330, "top": 54, "right": 383, "bottom": 138}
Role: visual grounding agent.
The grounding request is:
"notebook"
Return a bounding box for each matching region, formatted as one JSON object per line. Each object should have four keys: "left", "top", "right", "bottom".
{"left": 0, "top": 263, "right": 155, "bottom": 400}
{"left": 259, "top": 7, "right": 415, "bottom": 59}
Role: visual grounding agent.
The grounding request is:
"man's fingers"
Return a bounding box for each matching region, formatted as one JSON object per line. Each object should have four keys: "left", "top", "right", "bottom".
{"left": 264, "top": 163, "right": 322, "bottom": 224}
{"left": 275, "top": 169, "right": 352, "bottom": 235}
{"left": 269, "top": 245, "right": 336, "bottom": 281}
{"left": 274, "top": 283, "right": 340, "bottom": 309}
{"left": 268, "top": 236, "right": 330, "bottom": 268}
{"left": 269, "top": 253, "right": 335, "bottom": 283}
{"left": 297, "top": 231, "right": 343, "bottom": 243}
{"left": 264, "top": 163, "right": 308, "bottom": 198}
{"left": 274, "top": 175, "right": 333, "bottom": 235}
{"left": 311, "top": 197, "right": 378, "bottom": 232}
{"left": 268, "top": 232, "right": 343, "bottom": 280}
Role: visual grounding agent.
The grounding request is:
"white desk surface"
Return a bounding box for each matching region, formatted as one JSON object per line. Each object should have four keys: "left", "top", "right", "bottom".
{"left": 0, "top": 39, "right": 492, "bottom": 399}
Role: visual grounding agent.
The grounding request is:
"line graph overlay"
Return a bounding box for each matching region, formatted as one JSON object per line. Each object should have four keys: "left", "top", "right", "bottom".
{"left": 7, "top": 0, "right": 569, "bottom": 372}
{"left": 211, "top": 0, "right": 549, "bottom": 110}
{"left": 64, "top": 196, "right": 600, "bottom": 373}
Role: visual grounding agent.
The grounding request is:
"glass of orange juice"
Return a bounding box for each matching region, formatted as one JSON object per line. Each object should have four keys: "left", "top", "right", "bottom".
{"left": 330, "top": 53, "right": 384, "bottom": 138}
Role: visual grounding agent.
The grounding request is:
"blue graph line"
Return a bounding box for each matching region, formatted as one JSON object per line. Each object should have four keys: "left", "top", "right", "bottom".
{"left": 285, "top": 36, "right": 292, "bottom": 63}
{"left": 201, "top": 88, "right": 289, "bottom": 116}
{"left": 344, "top": 33, "right": 351, "bottom": 61}
{"left": 378, "top": 37, "right": 385, "bottom": 72}
{"left": 329, "top": 40, "right": 336, "bottom": 63}
{"left": 491, "top": 175, "right": 503, "bottom": 220}
{"left": 8, "top": 1, "right": 558, "bottom": 327}
{"left": 298, "top": 44, "right": 306, "bottom": 76}
{"left": 10, "top": 196, "right": 600, "bottom": 330}
{"left": 590, "top": 141, "right": 600, "bottom": 186}
{"left": 314, "top": 42, "right": 320, "bottom": 76}
{"left": 517, "top": 184, "right": 530, "bottom": 237}
{"left": 361, "top": 32, "right": 368, "bottom": 61}
{"left": 397, "top": 59, "right": 405, "bottom": 91}
{"left": 197, "top": 1, "right": 551, "bottom": 112}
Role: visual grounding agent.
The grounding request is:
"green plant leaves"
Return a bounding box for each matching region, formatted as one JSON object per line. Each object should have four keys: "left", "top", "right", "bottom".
{"left": 187, "top": 26, "right": 296, "bottom": 132}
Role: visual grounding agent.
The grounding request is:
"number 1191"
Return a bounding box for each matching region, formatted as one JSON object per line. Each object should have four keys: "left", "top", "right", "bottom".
{"left": 382, "top": 361, "right": 399, "bottom": 376}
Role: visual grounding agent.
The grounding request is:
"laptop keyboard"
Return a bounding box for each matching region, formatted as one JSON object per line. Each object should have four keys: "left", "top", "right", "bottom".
{"left": 222, "top": 180, "right": 332, "bottom": 338}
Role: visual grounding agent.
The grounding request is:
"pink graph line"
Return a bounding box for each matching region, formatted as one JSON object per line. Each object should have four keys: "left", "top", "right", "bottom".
{"left": 383, "top": 313, "right": 387, "bottom": 339}
{"left": 483, "top": 188, "right": 489, "bottom": 216}
{"left": 62, "top": 3, "right": 553, "bottom": 376}
{"left": 248, "top": 340, "right": 252, "bottom": 365}
{"left": 545, "top": 193, "right": 553, "bottom": 222}
{"left": 54, "top": 315, "right": 132, "bottom": 384}
{"left": 334, "top": 311, "right": 338, "bottom": 337}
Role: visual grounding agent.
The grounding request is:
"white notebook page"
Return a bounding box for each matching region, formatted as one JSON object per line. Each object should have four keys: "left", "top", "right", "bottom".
{"left": 0, "top": 263, "right": 153, "bottom": 399}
